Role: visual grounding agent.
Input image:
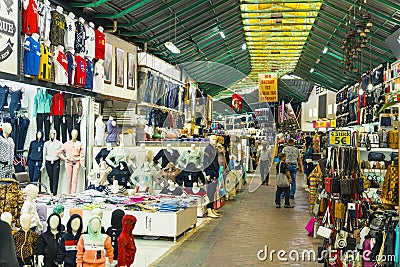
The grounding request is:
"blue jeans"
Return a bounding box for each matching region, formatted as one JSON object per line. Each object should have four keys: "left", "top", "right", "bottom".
{"left": 288, "top": 164, "right": 297, "bottom": 197}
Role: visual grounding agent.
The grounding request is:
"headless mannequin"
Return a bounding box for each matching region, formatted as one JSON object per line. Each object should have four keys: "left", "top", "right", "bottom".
{"left": 21, "top": 184, "right": 43, "bottom": 230}
{"left": 56, "top": 6, "right": 63, "bottom": 14}
{"left": 31, "top": 33, "right": 40, "bottom": 42}
{"left": 44, "top": 39, "right": 51, "bottom": 48}
{"left": 68, "top": 12, "right": 75, "bottom": 20}
{"left": 0, "top": 123, "right": 14, "bottom": 178}
{"left": 15, "top": 214, "right": 39, "bottom": 266}
{"left": 166, "top": 144, "right": 173, "bottom": 153}
{"left": 38, "top": 215, "right": 62, "bottom": 267}
{"left": 95, "top": 115, "right": 106, "bottom": 146}
{"left": 78, "top": 17, "right": 85, "bottom": 25}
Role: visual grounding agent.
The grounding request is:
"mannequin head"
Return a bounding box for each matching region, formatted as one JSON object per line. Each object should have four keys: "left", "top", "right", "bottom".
{"left": 68, "top": 12, "right": 75, "bottom": 19}
{"left": 44, "top": 39, "right": 51, "bottom": 47}
{"left": 48, "top": 214, "right": 61, "bottom": 230}
{"left": 56, "top": 6, "right": 63, "bottom": 13}
{"left": 20, "top": 214, "right": 31, "bottom": 231}
{"left": 32, "top": 33, "right": 40, "bottom": 41}
{"left": 88, "top": 216, "right": 101, "bottom": 234}
{"left": 190, "top": 144, "right": 196, "bottom": 150}
{"left": 71, "top": 129, "right": 78, "bottom": 141}
{"left": 210, "top": 135, "right": 217, "bottom": 146}
{"left": 78, "top": 17, "right": 85, "bottom": 24}
{"left": 24, "top": 184, "right": 39, "bottom": 200}
{"left": 89, "top": 22, "right": 94, "bottom": 28}
{"left": 92, "top": 208, "right": 103, "bottom": 219}
{"left": 2, "top": 123, "right": 12, "bottom": 137}
{"left": 106, "top": 142, "right": 112, "bottom": 150}
{"left": 50, "top": 129, "right": 56, "bottom": 141}
{"left": 69, "top": 215, "right": 82, "bottom": 234}
{"left": 0, "top": 212, "right": 12, "bottom": 226}
{"left": 37, "top": 130, "right": 43, "bottom": 141}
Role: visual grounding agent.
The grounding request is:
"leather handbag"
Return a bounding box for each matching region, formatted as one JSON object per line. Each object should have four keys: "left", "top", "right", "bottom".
{"left": 368, "top": 152, "right": 385, "bottom": 161}
{"left": 334, "top": 202, "right": 345, "bottom": 219}
{"left": 381, "top": 165, "right": 399, "bottom": 205}
{"left": 324, "top": 177, "right": 332, "bottom": 194}
{"left": 317, "top": 208, "right": 333, "bottom": 239}
{"left": 331, "top": 176, "right": 341, "bottom": 193}
{"left": 340, "top": 178, "right": 354, "bottom": 196}
{"left": 356, "top": 177, "right": 365, "bottom": 194}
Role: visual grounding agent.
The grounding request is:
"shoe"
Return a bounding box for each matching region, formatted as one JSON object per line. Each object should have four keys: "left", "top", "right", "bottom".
{"left": 276, "top": 204, "right": 281, "bottom": 208}
{"left": 290, "top": 196, "right": 294, "bottom": 199}
{"left": 207, "top": 208, "right": 218, "bottom": 218}
{"left": 284, "top": 205, "right": 294, "bottom": 208}
{"left": 265, "top": 182, "right": 269, "bottom": 186}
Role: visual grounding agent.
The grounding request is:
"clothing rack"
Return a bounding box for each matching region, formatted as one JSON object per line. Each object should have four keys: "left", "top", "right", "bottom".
{"left": 138, "top": 66, "right": 184, "bottom": 86}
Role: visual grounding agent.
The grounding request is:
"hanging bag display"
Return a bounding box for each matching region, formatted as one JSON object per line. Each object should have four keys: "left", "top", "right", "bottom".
{"left": 317, "top": 202, "right": 333, "bottom": 239}
{"left": 368, "top": 152, "right": 385, "bottom": 162}
{"left": 276, "top": 162, "right": 290, "bottom": 188}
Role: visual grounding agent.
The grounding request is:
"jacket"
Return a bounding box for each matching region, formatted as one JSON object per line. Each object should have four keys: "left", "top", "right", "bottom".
{"left": 57, "top": 214, "right": 83, "bottom": 266}
{"left": 50, "top": 92, "right": 65, "bottom": 116}
{"left": 153, "top": 149, "right": 180, "bottom": 168}
{"left": 13, "top": 229, "right": 39, "bottom": 261}
{"left": 105, "top": 209, "right": 125, "bottom": 260}
{"left": 64, "top": 96, "right": 83, "bottom": 116}
{"left": 203, "top": 144, "right": 219, "bottom": 179}
{"left": 76, "top": 216, "right": 114, "bottom": 267}
{"left": 57, "top": 140, "right": 85, "bottom": 165}
{"left": 118, "top": 215, "right": 137, "bottom": 266}
{"left": 0, "top": 220, "right": 19, "bottom": 267}
{"left": 28, "top": 129, "right": 44, "bottom": 161}
{"left": 37, "top": 213, "right": 63, "bottom": 266}
{"left": 176, "top": 163, "right": 206, "bottom": 187}
{"left": 33, "top": 88, "right": 52, "bottom": 116}
{"left": 95, "top": 148, "right": 112, "bottom": 165}
{"left": 0, "top": 178, "right": 24, "bottom": 226}
{"left": 107, "top": 162, "right": 131, "bottom": 187}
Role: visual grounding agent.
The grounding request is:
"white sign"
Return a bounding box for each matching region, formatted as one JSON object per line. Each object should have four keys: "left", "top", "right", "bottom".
{"left": 0, "top": 0, "right": 18, "bottom": 75}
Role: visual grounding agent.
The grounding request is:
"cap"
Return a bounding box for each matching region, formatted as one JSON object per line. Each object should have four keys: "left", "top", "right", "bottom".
{"left": 53, "top": 204, "right": 65, "bottom": 215}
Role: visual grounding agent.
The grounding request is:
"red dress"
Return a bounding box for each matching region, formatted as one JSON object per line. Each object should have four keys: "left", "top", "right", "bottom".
{"left": 117, "top": 215, "right": 137, "bottom": 266}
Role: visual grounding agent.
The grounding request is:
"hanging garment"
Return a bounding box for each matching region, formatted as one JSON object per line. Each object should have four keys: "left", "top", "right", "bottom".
{"left": 93, "top": 61, "right": 105, "bottom": 93}
{"left": 24, "top": 36, "right": 41, "bottom": 76}
{"left": 85, "top": 24, "right": 95, "bottom": 59}
{"left": 22, "top": 0, "right": 39, "bottom": 35}
{"left": 64, "top": 14, "right": 76, "bottom": 50}
{"left": 57, "top": 214, "right": 83, "bottom": 267}
{"left": 37, "top": 42, "right": 52, "bottom": 81}
{"left": 0, "top": 178, "right": 24, "bottom": 226}
{"left": 53, "top": 48, "right": 68, "bottom": 85}
{"left": 37, "top": 1, "right": 51, "bottom": 41}
{"left": 9, "top": 87, "right": 23, "bottom": 118}
{"left": 176, "top": 163, "right": 206, "bottom": 187}
{"left": 94, "top": 119, "right": 106, "bottom": 147}
{"left": 74, "top": 55, "right": 87, "bottom": 87}
{"left": 74, "top": 21, "right": 86, "bottom": 53}
{"left": 64, "top": 97, "right": 83, "bottom": 116}
{"left": 50, "top": 92, "right": 65, "bottom": 116}
{"left": 50, "top": 9, "right": 66, "bottom": 46}
{"left": 95, "top": 29, "right": 105, "bottom": 60}
{"left": 85, "top": 58, "right": 94, "bottom": 89}
{"left": 33, "top": 89, "right": 52, "bottom": 116}
{"left": 66, "top": 51, "right": 76, "bottom": 85}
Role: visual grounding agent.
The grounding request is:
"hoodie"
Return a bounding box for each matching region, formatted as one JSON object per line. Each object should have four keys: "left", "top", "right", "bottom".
{"left": 37, "top": 213, "right": 63, "bottom": 267}
{"left": 0, "top": 220, "right": 19, "bottom": 267}
{"left": 106, "top": 209, "right": 125, "bottom": 260}
{"left": 118, "top": 215, "right": 137, "bottom": 266}
{"left": 77, "top": 216, "right": 113, "bottom": 267}
{"left": 28, "top": 129, "right": 45, "bottom": 161}
{"left": 36, "top": 203, "right": 48, "bottom": 234}
{"left": 57, "top": 214, "right": 83, "bottom": 266}
{"left": 33, "top": 88, "right": 53, "bottom": 116}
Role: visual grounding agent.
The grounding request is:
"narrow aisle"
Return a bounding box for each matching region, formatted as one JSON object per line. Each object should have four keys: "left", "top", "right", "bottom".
{"left": 152, "top": 171, "right": 320, "bottom": 267}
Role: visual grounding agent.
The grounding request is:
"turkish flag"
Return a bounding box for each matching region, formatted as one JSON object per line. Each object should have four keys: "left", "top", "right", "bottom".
{"left": 232, "top": 94, "right": 242, "bottom": 113}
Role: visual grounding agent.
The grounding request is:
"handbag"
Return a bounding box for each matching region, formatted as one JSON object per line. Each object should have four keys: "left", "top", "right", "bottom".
{"left": 368, "top": 152, "right": 385, "bottom": 161}
{"left": 276, "top": 162, "right": 290, "bottom": 188}
{"left": 305, "top": 217, "right": 318, "bottom": 236}
{"left": 334, "top": 202, "right": 345, "bottom": 219}
{"left": 381, "top": 165, "right": 399, "bottom": 205}
{"left": 340, "top": 178, "right": 354, "bottom": 196}
{"left": 317, "top": 207, "right": 333, "bottom": 239}
{"left": 390, "top": 152, "right": 398, "bottom": 165}
{"left": 356, "top": 177, "right": 364, "bottom": 194}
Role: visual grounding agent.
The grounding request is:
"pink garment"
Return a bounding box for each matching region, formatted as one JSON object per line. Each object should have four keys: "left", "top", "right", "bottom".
{"left": 57, "top": 140, "right": 85, "bottom": 165}
{"left": 66, "top": 161, "right": 80, "bottom": 194}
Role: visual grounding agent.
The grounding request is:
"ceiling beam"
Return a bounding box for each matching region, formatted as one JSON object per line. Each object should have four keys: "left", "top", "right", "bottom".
{"left": 93, "top": 0, "right": 153, "bottom": 19}
{"left": 70, "top": 0, "right": 108, "bottom": 8}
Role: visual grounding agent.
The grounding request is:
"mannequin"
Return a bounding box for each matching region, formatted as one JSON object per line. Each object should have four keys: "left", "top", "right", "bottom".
{"left": 22, "top": 0, "right": 39, "bottom": 35}
{"left": 203, "top": 135, "right": 220, "bottom": 217}
{"left": 135, "top": 143, "right": 153, "bottom": 169}
{"left": 57, "top": 214, "right": 83, "bottom": 267}
{"left": 42, "top": 129, "right": 63, "bottom": 195}
{"left": 0, "top": 212, "right": 12, "bottom": 226}
{"left": 87, "top": 168, "right": 107, "bottom": 192}
{"left": 37, "top": 213, "right": 63, "bottom": 267}
{"left": 177, "top": 144, "right": 203, "bottom": 170}
{"left": 37, "top": 39, "right": 52, "bottom": 81}
{"left": 57, "top": 129, "right": 86, "bottom": 194}
{"left": 105, "top": 143, "right": 128, "bottom": 168}
{"left": 106, "top": 116, "right": 119, "bottom": 144}
{"left": 132, "top": 162, "right": 158, "bottom": 195}
{"left": 64, "top": 12, "right": 76, "bottom": 51}
{"left": 74, "top": 52, "right": 87, "bottom": 87}
{"left": 76, "top": 216, "right": 114, "bottom": 267}
{"left": 66, "top": 49, "right": 76, "bottom": 85}
{"left": 184, "top": 182, "right": 207, "bottom": 196}
{"left": 176, "top": 162, "right": 206, "bottom": 188}
{"left": 38, "top": 0, "right": 52, "bottom": 42}
{"left": 95, "top": 26, "right": 105, "bottom": 60}
{"left": 21, "top": 184, "right": 43, "bottom": 230}
{"left": 34, "top": 88, "right": 52, "bottom": 140}
{"left": 23, "top": 33, "right": 41, "bottom": 76}
{"left": 159, "top": 162, "right": 181, "bottom": 183}
{"left": 313, "top": 132, "right": 321, "bottom": 153}
{"left": 106, "top": 209, "right": 125, "bottom": 261}
{"left": 75, "top": 17, "right": 86, "bottom": 53}
{"left": 85, "top": 22, "right": 96, "bottom": 59}
{"left": 160, "top": 180, "right": 183, "bottom": 196}
{"left": 0, "top": 123, "right": 15, "bottom": 178}
{"left": 36, "top": 203, "right": 48, "bottom": 234}
{"left": 0, "top": 220, "right": 19, "bottom": 267}
{"left": 95, "top": 115, "right": 106, "bottom": 146}
{"left": 117, "top": 215, "right": 137, "bottom": 267}
{"left": 53, "top": 45, "right": 68, "bottom": 85}
{"left": 27, "top": 130, "right": 44, "bottom": 182}
{"left": 93, "top": 59, "right": 105, "bottom": 93}
{"left": 95, "top": 143, "right": 113, "bottom": 165}
{"left": 50, "top": 6, "right": 66, "bottom": 46}
{"left": 216, "top": 137, "right": 227, "bottom": 170}
{"left": 153, "top": 144, "right": 180, "bottom": 168}
{"left": 13, "top": 214, "right": 39, "bottom": 266}
{"left": 105, "top": 179, "right": 127, "bottom": 195}
{"left": 107, "top": 162, "right": 130, "bottom": 188}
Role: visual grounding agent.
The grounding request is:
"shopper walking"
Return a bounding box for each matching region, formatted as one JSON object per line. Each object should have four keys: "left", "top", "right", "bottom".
{"left": 257, "top": 140, "right": 271, "bottom": 185}
{"left": 275, "top": 153, "right": 293, "bottom": 208}
{"left": 282, "top": 139, "right": 301, "bottom": 199}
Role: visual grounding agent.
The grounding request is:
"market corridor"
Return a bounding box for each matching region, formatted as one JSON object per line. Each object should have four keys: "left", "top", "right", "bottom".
{"left": 152, "top": 172, "right": 320, "bottom": 267}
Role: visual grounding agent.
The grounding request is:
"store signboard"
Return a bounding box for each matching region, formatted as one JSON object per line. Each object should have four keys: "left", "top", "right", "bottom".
{"left": 313, "top": 119, "right": 336, "bottom": 128}
{"left": 328, "top": 130, "right": 352, "bottom": 146}
{"left": 258, "top": 73, "right": 278, "bottom": 102}
{"left": 0, "top": 0, "right": 18, "bottom": 75}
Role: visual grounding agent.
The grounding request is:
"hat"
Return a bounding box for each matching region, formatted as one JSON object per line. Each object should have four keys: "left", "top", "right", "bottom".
{"left": 278, "top": 153, "right": 286, "bottom": 159}
{"left": 53, "top": 204, "right": 64, "bottom": 215}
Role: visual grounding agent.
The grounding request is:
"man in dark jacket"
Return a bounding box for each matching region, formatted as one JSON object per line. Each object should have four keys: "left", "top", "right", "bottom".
{"left": 0, "top": 220, "right": 19, "bottom": 267}
{"left": 106, "top": 209, "right": 125, "bottom": 260}
{"left": 37, "top": 213, "right": 63, "bottom": 267}
{"left": 57, "top": 214, "right": 83, "bottom": 267}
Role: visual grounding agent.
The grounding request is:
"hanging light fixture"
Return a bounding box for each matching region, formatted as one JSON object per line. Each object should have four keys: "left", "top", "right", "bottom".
{"left": 242, "top": 43, "right": 247, "bottom": 50}
{"left": 165, "top": 13, "right": 180, "bottom": 54}
{"left": 219, "top": 31, "right": 225, "bottom": 39}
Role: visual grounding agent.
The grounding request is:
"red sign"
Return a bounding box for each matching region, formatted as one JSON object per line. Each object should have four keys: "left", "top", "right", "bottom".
{"left": 232, "top": 94, "right": 242, "bottom": 113}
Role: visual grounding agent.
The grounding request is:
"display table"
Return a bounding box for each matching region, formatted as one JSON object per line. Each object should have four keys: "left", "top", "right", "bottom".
{"left": 49, "top": 206, "right": 197, "bottom": 242}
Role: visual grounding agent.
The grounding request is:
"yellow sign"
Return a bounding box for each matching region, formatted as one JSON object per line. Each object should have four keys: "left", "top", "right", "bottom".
{"left": 330, "top": 119, "right": 336, "bottom": 128}
{"left": 329, "top": 130, "right": 352, "bottom": 146}
{"left": 258, "top": 73, "right": 278, "bottom": 102}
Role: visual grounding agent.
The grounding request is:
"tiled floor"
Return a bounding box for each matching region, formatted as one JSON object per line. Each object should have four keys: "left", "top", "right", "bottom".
{"left": 150, "top": 170, "right": 321, "bottom": 267}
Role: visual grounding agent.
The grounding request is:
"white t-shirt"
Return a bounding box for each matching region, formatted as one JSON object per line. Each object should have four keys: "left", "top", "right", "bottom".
{"left": 85, "top": 25, "right": 95, "bottom": 59}
{"left": 38, "top": 1, "right": 52, "bottom": 41}
{"left": 64, "top": 15, "right": 76, "bottom": 50}
{"left": 93, "top": 61, "right": 105, "bottom": 93}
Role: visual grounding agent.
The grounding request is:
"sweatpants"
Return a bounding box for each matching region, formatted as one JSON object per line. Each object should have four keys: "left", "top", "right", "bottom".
{"left": 28, "top": 159, "right": 42, "bottom": 183}
{"left": 53, "top": 115, "right": 68, "bottom": 143}
{"left": 36, "top": 113, "right": 51, "bottom": 141}
{"left": 46, "top": 160, "right": 61, "bottom": 195}
{"left": 66, "top": 115, "right": 81, "bottom": 141}
{"left": 66, "top": 161, "right": 80, "bottom": 194}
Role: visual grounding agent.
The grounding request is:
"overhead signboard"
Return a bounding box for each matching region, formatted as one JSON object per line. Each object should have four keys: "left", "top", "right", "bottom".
{"left": 0, "top": 0, "right": 18, "bottom": 75}
{"left": 328, "top": 130, "right": 352, "bottom": 146}
{"left": 258, "top": 73, "right": 278, "bottom": 102}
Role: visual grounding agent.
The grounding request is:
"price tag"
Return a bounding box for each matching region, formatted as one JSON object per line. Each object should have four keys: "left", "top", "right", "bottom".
{"left": 328, "top": 130, "right": 352, "bottom": 146}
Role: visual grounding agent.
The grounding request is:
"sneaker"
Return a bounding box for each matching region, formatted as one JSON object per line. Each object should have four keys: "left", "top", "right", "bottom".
{"left": 276, "top": 204, "right": 281, "bottom": 208}
{"left": 290, "top": 196, "right": 294, "bottom": 199}
{"left": 284, "top": 205, "right": 294, "bottom": 208}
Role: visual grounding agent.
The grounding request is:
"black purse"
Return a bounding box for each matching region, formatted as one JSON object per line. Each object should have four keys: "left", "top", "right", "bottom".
{"left": 368, "top": 152, "right": 385, "bottom": 161}
{"left": 340, "top": 178, "right": 354, "bottom": 196}
{"left": 356, "top": 177, "right": 364, "bottom": 194}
